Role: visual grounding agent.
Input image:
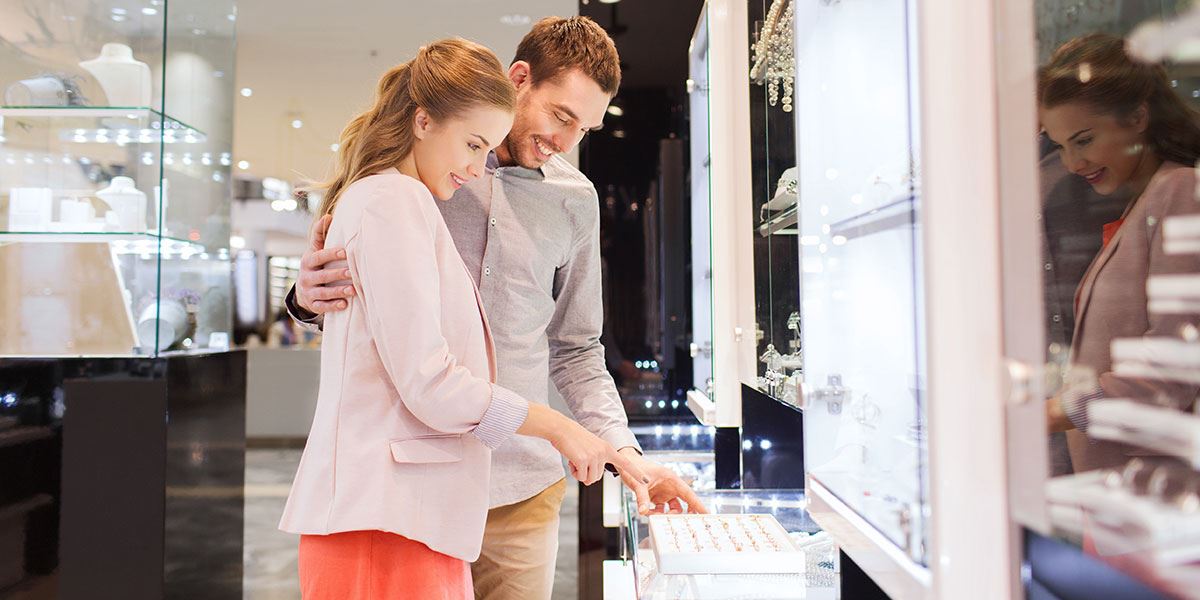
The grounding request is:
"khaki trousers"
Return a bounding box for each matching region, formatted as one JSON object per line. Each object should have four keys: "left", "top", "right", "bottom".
{"left": 471, "top": 478, "right": 568, "bottom": 600}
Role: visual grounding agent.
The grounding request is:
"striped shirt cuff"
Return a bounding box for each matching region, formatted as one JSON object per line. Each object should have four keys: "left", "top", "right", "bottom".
{"left": 600, "top": 426, "right": 641, "bottom": 455}
{"left": 284, "top": 286, "right": 324, "bottom": 334}
{"left": 472, "top": 384, "right": 530, "bottom": 450}
{"left": 1062, "top": 385, "right": 1105, "bottom": 433}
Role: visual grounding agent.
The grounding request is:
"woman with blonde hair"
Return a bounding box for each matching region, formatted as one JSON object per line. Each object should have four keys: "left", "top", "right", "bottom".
{"left": 278, "top": 38, "right": 648, "bottom": 599}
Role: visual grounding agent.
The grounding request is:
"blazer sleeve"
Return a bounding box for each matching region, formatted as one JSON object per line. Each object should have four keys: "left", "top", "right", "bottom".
{"left": 349, "top": 182, "right": 528, "bottom": 449}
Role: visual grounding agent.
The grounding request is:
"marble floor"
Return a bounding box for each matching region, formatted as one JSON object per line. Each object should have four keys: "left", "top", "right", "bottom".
{"left": 243, "top": 449, "right": 579, "bottom": 600}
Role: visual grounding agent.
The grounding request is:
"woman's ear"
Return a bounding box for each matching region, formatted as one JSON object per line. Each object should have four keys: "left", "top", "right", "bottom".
{"left": 413, "top": 107, "right": 433, "bottom": 140}
{"left": 1130, "top": 102, "right": 1150, "bottom": 134}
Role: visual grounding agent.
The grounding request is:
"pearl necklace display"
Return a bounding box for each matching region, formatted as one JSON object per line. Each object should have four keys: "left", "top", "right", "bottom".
{"left": 750, "top": 0, "right": 796, "bottom": 112}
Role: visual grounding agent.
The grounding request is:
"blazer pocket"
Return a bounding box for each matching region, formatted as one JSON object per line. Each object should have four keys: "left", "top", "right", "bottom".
{"left": 389, "top": 435, "right": 463, "bottom": 464}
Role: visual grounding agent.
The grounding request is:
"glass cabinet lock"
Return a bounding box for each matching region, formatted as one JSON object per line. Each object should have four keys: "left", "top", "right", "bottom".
{"left": 800, "top": 374, "right": 848, "bottom": 414}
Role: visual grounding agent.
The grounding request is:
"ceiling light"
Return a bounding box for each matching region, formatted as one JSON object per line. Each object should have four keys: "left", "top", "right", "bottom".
{"left": 330, "top": 143, "right": 339, "bottom": 152}
{"left": 111, "top": 8, "right": 128, "bottom": 15}
{"left": 240, "top": 87, "right": 253, "bottom": 97}
{"left": 237, "top": 160, "right": 249, "bottom": 170}
{"left": 606, "top": 105, "right": 624, "bottom": 117}
{"left": 111, "top": 14, "right": 127, "bottom": 22}
{"left": 291, "top": 119, "right": 303, "bottom": 129}
{"left": 500, "top": 14, "right": 532, "bottom": 26}
{"left": 599, "top": 0, "right": 621, "bottom": 3}
{"left": 229, "top": 235, "right": 246, "bottom": 249}
{"left": 612, "top": 130, "right": 626, "bottom": 138}
{"left": 142, "top": 7, "right": 158, "bottom": 15}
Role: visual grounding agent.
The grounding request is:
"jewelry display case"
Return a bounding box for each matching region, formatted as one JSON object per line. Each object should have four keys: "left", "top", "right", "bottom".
{"left": 748, "top": 0, "right": 803, "bottom": 403}
{"left": 0, "top": 0, "right": 236, "bottom": 357}
{"left": 787, "top": 0, "right": 1015, "bottom": 596}
{"left": 995, "top": 1, "right": 1200, "bottom": 597}
{"left": 616, "top": 486, "right": 837, "bottom": 599}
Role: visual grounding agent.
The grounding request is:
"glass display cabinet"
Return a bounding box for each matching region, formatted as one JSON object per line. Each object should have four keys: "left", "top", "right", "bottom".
{"left": 995, "top": 1, "right": 1200, "bottom": 597}
{"left": 618, "top": 486, "right": 837, "bottom": 599}
{"left": 789, "top": 0, "right": 1014, "bottom": 597}
{"left": 0, "top": 0, "right": 236, "bottom": 357}
{"left": 748, "top": 0, "right": 803, "bottom": 404}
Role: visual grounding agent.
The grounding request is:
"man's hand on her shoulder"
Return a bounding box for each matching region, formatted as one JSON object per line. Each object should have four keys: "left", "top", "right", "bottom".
{"left": 296, "top": 213, "right": 356, "bottom": 315}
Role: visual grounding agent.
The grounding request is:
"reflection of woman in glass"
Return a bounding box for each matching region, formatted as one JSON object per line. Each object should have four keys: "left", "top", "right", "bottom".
{"left": 1040, "top": 33, "right": 1200, "bottom": 472}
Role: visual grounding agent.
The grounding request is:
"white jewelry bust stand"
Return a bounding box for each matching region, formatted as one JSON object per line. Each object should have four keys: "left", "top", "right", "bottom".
{"left": 96, "top": 176, "right": 148, "bottom": 232}
{"left": 79, "top": 43, "right": 152, "bottom": 107}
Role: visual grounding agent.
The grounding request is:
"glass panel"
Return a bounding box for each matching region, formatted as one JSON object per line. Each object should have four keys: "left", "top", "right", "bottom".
{"left": 794, "top": 0, "right": 928, "bottom": 563}
{"left": 750, "top": 0, "right": 803, "bottom": 402}
{"left": 689, "top": 11, "right": 715, "bottom": 397}
{"left": 999, "top": 1, "right": 1200, "bottom": 596}
{"left": 0, "top": 0, "right": 235, "bottom": 356}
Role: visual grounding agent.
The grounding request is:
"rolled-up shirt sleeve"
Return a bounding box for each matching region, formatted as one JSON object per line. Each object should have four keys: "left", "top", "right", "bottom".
{"left": 353, "top": 187, "right": 528, "bottom": 449}
{"left": 284, "top": 285, "right": 324, "bottom": 333}
{"left": 546, "top": 192, "right": 639, "bottom": 453}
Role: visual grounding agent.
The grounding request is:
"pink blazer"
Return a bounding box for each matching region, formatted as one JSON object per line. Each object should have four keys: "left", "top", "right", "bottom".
{"left": 1066, "top": 161, "right": 1200, "bottom": 472}
{"left": 279, "top": 169, "right": 529, "bottom": 562}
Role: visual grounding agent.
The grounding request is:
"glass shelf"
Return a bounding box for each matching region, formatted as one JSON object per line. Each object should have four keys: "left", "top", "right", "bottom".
{"left": 826, "top": 196, "right": 917, "bottom": 242}
{"left": 0, "top": 232, "right": 207, "bottom": 255}
{"left": 759, "top": 206, "right": 798, "bottom": 237}
{"left": 0, "top": 106, "right": 207, "bottom": 144}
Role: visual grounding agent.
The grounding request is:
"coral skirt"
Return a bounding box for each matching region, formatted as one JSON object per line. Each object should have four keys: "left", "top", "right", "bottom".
{"left": 298, "top": 530, "right": 472, "bottom": 599}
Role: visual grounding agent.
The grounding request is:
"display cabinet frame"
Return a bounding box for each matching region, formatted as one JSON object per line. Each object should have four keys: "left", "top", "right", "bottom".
{"left": 686, "top": 0, "right": 758, "bottom": 428}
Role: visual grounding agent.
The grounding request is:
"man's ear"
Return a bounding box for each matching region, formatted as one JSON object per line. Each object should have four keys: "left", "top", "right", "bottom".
{"left": 509, "top": 61, "right": 532, "bottom": 90}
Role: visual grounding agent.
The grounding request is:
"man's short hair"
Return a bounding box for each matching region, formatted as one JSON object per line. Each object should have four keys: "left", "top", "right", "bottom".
{"left": 513, "top": 16, "right": 621, "bottom": 96}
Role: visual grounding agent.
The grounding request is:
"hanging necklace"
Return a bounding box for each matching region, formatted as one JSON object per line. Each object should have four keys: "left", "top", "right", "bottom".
{"left": 750, "top": 0, "right": 795, "bottom": 112}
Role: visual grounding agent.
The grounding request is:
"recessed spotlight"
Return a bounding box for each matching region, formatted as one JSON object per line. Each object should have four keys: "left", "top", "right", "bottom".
{"left": 606, "top": 105, "right": 624, "bottom": 117}
{"left": 612, "top": 130, "right": 626, "bottom": 138}
{"left": 237, "top": 160, "right": 250, "bottom": 169}
{"left": 111, "top": 8, "right": 128, "bottom": 15}
{"left": 291, "top": 119, "right": 303, "bottom": 129}
{"left": 111, "top": 14, "right": 127, "bottom": 22}
{"left": 227, "top": 13, "right": 237, "bottom": 22}
{"left": 191, "top": 28, "right": 206, "bottom": 36}
{"left": 330, "top": 143, "right": 339, "bottom": 152}
{"left": 240, "top": 87, "right": 253, "bottom": 97}
{"left": 142, "top": 7, "right": 158, "bottom": 15}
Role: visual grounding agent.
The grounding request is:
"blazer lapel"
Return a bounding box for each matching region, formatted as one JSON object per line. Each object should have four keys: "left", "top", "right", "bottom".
{"left": 1073, "top": 224, "right": 1124, "bottom": 351}
{"left": 463, "top": 262, "right": 498, "bottom": 382}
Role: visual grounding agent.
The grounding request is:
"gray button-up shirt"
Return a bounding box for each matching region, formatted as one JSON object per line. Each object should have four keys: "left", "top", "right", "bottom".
{"left": 289, "top": 152, "right": 639, "bottom": 507}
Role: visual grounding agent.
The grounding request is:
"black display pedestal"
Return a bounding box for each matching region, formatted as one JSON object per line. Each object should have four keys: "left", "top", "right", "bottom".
{"left": 0, "top": 351, "right": 247, "bottom": 600}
